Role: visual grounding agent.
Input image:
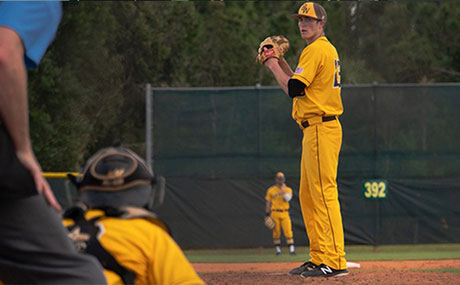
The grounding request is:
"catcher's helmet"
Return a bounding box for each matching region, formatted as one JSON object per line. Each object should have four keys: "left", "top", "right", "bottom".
{"left": 69, "top": 147, "right": 164, "bottom": 209}
{"left": 291, "top": 2, "right": 327, "bottom": 22}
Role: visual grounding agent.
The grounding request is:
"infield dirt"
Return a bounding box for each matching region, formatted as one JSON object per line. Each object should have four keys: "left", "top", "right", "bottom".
{"left": 194, "top": 259, "right": 460, "bottom": 284}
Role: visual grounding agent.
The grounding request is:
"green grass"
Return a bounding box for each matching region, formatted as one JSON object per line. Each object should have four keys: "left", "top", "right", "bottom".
{"left": 418, "top": 268, "right": 460, "bottom": 274}
{"left": 184, "top": 244, "right": 460, "bottom": 263}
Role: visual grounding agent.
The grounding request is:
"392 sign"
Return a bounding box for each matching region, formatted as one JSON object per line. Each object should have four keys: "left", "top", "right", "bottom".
{"left": 362, "top": 180, "right": 388, "bottom": 199}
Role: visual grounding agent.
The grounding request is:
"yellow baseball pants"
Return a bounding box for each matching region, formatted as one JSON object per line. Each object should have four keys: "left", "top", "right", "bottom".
{"left": 299, "top": 118, "right": 346, "bottom": 270}
{"left": 271, "top": 211, "right": 294, "bottom": 245}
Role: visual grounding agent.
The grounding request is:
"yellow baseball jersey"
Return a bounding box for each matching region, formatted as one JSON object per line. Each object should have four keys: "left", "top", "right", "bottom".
{"left": 265, "top": 185, "right": 293, "bottom": 211}
{"left": 63, "top": 210, "right": 204, "bottom": 285}
{"left": 291, "top": 36, "right": 343, "bottom": 124}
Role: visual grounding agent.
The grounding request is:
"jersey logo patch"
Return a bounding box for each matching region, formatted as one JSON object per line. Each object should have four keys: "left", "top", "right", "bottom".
{"left": 68, "top": 226, "right": 90, "bottom": 251}
{"left": 295, "top": 67, "right": 304, "bottom": 74}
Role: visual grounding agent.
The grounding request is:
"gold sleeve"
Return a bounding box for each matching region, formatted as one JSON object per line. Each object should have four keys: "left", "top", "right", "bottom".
{"left": 291, "top": 46, "right": 323, "bottom": 87}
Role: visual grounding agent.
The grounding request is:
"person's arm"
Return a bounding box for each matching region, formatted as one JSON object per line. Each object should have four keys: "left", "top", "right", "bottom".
{"left": 0, "top": 27, "right": 60, "bottom": 211}
{"left": 0, "top": 28, "right": 29, "bottom": 156}
{"left": 265, "top": 201, "right": 272, "bottom": 216}
{"left": 278, "top": 57, "right": 294, "bottom": 77}
{"left": 264, "top": 58, "right": 291, "bottom": 95}
{"left": 280, "top": 183, "right": 292, "bottom": 202}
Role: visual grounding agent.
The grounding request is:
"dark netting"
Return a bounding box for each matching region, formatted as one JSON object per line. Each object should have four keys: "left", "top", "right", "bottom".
{"left": 154, "top": 88, "right": 260, "bottom": 178}
{"left": 152, "top": 84, "right": 460, "bottom": 180}
{"left": 49, "top": 84, "right": 460, "bottom": 248}
{"left": 340, "top": 85, "right": 376, "bottom": 178}
{"left": 372, "top": 85, "right": 460, "bottom": 179}
{"left": 147, "top": 84, "right": 460, "bottom": 247}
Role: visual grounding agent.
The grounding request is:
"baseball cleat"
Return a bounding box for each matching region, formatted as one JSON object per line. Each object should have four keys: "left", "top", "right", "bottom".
{"left": 300, "top": 264, "right": 349, "bottom": 278}
{"left": 288, "top": 261, "right": 318, "bottom": 275}
{"left": 290, "top": 251, "right": 296, "bottom": 256}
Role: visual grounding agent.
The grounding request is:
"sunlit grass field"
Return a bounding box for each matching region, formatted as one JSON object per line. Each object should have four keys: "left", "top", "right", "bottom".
{"left": 185, "top": 244, "right": 460, "bottom": 263}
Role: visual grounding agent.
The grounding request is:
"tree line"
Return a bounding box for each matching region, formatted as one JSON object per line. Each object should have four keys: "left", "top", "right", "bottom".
{"left": 28, "top": 1, "right": 459, "bottom": 171}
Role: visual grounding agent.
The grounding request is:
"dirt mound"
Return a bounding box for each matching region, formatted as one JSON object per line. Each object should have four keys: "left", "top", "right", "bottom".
{"left": 194, "top": 260, "right": 460, "bottom": 284}
{"left": 193, "top": 259, "right": 460, "bottom": 272}
{"left": 200, "top": 271, "right": 460, "bottom": 285}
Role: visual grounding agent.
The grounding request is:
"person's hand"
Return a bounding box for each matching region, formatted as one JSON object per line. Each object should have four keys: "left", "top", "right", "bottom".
{"left": 15, "top": 149, "right": 62, "bottom": 212}
{"left": 281, "top": 183, "right": 287, "bottom": 192}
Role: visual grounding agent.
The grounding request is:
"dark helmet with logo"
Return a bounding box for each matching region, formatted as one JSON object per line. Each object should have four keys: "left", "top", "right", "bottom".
{"left": 69, "top": 146, "right": 164, "bottom": 209}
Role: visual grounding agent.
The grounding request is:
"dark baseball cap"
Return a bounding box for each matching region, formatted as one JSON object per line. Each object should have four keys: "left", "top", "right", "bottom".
{"left": 292, "top": 2, "right": 327, "bottom": 22}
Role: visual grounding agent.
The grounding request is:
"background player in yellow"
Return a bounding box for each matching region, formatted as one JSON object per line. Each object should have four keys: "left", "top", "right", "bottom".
{"left": 63, "top": 146, "right": 204, "bottom": 285}
{"left": 258, "top": 1, "right": 348, "bottom": 278}
{"left": 265, "top": 172, "right": 296, "bottom": 256}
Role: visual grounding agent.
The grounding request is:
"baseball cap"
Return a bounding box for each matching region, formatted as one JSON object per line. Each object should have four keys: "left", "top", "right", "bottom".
{"left": 291, "top": 2, "right": 327, "bottom": 22}
{"left": 276, "top": 172, "right": 285, "bottom": 179}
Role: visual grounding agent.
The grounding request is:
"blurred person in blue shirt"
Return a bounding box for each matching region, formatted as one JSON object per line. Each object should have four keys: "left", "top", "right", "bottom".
{"left": 0, "top": 2, "right": 106, "bottom": 283}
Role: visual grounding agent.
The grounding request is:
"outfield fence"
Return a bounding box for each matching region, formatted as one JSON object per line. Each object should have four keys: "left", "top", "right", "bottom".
{"left": 48, "top": 84, "right": 460, "bottom": 248}
{"left": 147, "top": 84, "right": 460, "bottom": 180}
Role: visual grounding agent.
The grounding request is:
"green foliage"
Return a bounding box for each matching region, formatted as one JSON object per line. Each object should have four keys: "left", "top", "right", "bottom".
{"left": 28, "top": 2, "right": 459, "bottom": 170}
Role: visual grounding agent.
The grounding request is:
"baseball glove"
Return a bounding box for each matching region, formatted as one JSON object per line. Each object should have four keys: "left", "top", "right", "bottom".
{"left": 264, "top": 216, "right": 276, "bottom": 230}
{"left": 256, "top": 35, "right": 290, "bottom": 64}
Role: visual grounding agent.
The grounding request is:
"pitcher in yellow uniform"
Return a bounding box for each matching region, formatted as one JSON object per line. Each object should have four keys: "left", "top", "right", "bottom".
{"left": 262, "top": 1, "right": 348, "bottom": 278}
{"left": 265, "top": 172, "right": 296, "bottom": 256}
{"left": 63, "top": 146, "right": 204, "bottom": 285}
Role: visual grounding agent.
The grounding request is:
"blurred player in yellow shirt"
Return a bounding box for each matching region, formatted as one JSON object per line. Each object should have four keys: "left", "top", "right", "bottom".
{"left": 265, "top": 172, "right": 296, "bottom": 255}
{"left": 63, "top": 146, "right": 204, "bottom": 285}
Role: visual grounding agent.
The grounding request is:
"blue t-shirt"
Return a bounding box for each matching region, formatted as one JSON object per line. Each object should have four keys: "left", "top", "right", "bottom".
{"left": 0, "top": 2, "right": 62, "bottom": 69}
